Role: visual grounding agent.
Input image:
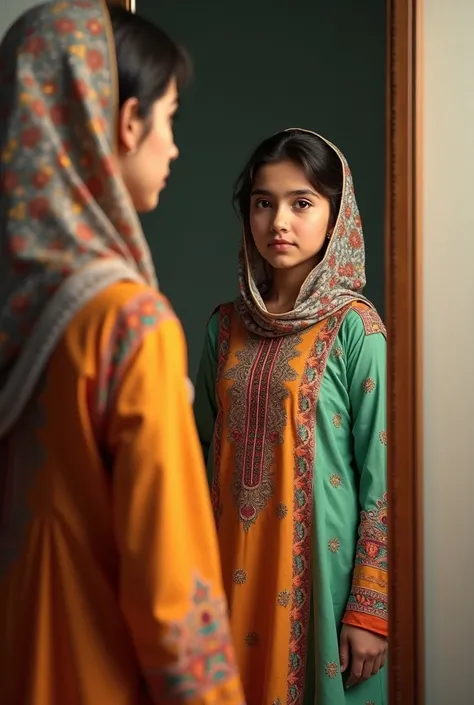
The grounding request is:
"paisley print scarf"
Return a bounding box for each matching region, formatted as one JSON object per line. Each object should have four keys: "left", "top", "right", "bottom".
{"left": 236, "top": 128, "right": 376, "bottom": 337}
{"left": 0, "top": 0, "right": 157, "bottom": 436}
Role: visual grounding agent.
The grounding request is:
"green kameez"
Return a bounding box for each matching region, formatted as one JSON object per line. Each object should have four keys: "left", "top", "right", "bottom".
{"left": 195, "top": 306, "right": 388, "bottom": 705}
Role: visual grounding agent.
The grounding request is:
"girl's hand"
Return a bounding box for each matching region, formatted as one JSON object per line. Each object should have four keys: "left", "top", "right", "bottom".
{"left": 339, "top": 624, "right": 387, "bottom": 688}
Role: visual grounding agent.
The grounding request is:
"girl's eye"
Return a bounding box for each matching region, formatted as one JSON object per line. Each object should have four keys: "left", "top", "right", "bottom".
{"left": 295, "top": 199, "right": 312, "bottom": 210}
{"left": 255, "top": 199, "right": 271, "bottom": 209}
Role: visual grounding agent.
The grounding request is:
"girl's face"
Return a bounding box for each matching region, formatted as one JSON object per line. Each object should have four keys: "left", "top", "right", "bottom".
{"left": 117, "top": 78, "right": 179, "bottom": 213}
{"left": 249, "top": 160, "right": 332, "bottom": 272}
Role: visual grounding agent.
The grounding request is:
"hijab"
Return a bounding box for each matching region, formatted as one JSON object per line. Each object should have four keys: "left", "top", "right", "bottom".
{"left": 0, "top": 0, "right": 158, "bottom": 436}
{"left": 236, "top": 128, "right": 376, "bottom": 337}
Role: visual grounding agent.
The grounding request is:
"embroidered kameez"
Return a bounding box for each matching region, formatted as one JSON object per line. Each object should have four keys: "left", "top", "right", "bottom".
{"left": 195, "top": 304, "right": 387, "bottom": 705}
{"left": 0, "top": 282, "right": 244, "bottom": 705}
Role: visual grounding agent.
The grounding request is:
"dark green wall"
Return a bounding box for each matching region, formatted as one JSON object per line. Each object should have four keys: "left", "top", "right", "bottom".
{"left": 138, "top": 0, "right": 386, "bottom": 379}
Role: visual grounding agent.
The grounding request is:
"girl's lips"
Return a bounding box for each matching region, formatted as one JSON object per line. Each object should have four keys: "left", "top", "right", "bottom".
{"left": 269, "top": 240, "right": 294, "bottom": 250}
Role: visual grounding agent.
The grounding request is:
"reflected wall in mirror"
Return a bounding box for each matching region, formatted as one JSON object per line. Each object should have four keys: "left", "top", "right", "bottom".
{"left": 134, "top": 1, "right": 423, "bottom": 704}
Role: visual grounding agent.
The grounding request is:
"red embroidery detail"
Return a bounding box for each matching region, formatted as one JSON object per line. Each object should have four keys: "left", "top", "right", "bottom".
{"left": 211, "top": 303, "right": 233, "bottom": 525}
{"left": 287, "top": 307, "right": 350, "bottom": 705}
{"left": 346, "top": 493, "right": 388, "bottom": 622}
{"left": 353, "top": 304, "right": 387, "bottom": 337}
{"left": 225, "top": 334, "right": 299, "bottom": 531}
{"left": 94, "top": 292, "right": 174, "bottom": 441}
{"left": 144, "top": 576, "right": 238, "bottom": 699}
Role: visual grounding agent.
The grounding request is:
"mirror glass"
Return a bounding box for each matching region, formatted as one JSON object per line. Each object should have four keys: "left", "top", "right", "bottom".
{"left": 138, "top": 1, "right": 389, "bottom": 704}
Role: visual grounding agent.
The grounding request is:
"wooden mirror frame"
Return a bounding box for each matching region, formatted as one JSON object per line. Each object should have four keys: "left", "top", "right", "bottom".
{"left": 386, "top": 1, "right": 424, "bottom": 704}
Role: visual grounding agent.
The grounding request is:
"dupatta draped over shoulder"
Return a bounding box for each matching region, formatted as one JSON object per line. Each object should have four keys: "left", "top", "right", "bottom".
{"left": 0, "top": 0, "right": 158, "bottom": 436}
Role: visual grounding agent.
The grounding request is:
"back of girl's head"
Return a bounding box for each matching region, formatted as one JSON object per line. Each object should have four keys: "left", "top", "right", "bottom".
{"left": 108, "top": 5, "right": 191, "bottom": 120}
{"left": 234, "top": 129, "right": 343, "bottom": 234}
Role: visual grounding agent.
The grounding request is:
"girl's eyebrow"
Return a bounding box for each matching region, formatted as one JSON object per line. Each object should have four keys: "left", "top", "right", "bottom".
{"left": 250, "top": 188, "right": 318, "bottom": 198}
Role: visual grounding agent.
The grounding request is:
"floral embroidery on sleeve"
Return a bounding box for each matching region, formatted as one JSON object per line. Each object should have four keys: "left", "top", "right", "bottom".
{"left": 344, "top": 493, "right": 388, "bottom": 629}
{"left": 362, "top": 377, "right": 376, "bottom": 393}
{"left": 94, "top": 291, "right": 175, "bottom": 437}
{"left": 352, "top": 305, "right": 387, "bottom": 337}
{"left": 144, "top": 575, "right": 239, "bottom": 700}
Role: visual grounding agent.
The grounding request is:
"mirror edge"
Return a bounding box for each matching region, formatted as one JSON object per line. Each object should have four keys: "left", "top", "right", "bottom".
{"left": 386, "top": 1, "right": 424, "bottom": 704}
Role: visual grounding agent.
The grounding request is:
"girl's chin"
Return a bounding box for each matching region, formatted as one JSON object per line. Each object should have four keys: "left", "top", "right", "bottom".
{"left": 261, "top": 253, "right": 310, "bottom": 270}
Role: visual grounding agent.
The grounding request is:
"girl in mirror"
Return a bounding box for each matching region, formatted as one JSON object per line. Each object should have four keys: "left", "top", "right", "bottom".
{"left": 195, "top": 128, "right": 388, "bottom": 705}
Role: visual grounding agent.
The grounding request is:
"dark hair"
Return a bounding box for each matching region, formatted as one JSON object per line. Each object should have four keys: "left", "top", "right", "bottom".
{"left": 234, "top": 129, "right": 343, "bottom": 235}
{"left": 108, "top": 6, "right": 191, "bottom": 120}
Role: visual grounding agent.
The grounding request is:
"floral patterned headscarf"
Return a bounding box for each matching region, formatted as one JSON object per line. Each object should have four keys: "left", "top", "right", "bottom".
{"left": 236, "top": 128, "right": 376, "bottom": 337}
{"left": 0, "top": 0, "right": 158, "bottom": 436}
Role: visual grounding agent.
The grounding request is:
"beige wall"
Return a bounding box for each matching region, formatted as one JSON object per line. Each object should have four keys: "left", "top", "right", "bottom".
{"left": 422, "top": 1, "right": 474, "bottom": 703}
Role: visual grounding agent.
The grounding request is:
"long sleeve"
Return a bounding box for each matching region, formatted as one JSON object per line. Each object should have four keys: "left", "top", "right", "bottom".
{"left": 193, "top": 312, "right": 219, "bottom": 471}
{"left": 340, "top": 309, "right": 388, "bottom": 638}
{"left": 104, "top": 292, "right": 244, "bottom": 705}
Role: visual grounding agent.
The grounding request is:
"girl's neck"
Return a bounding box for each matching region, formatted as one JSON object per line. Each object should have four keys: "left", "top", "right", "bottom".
{"left": 264, "top": 259, "right": 317, "bottom": 314}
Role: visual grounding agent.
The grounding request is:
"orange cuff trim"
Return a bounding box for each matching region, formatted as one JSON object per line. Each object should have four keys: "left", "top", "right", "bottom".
{"left": 341, "top": 611, "right": 388, "bottom": 638}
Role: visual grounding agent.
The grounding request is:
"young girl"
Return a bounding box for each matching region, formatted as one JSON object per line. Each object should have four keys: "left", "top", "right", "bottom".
{"left": 194, "top": 128, "right": 388, "bottom": 705}
{"left": 0, "top": 3, "right": 243, "bottom": 704}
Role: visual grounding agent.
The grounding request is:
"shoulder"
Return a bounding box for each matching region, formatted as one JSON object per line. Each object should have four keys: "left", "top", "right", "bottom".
{"left": 337, "top": 303, "right": 386, "bottom": 346}
{"left": 340, "top": 303, "right": 386, "bottom": 339}
{"left": 198, "top": 302, "right": 235, "bottom": 367}
{"left": 350, "top": 302, "right": 386, "bottom": 337}
{"left": 206, "top": 301, "right": 234, "bottom": 341}
{"left": 99, "top": 285, "right": 184, "bottom": 371}
{"left": 88, "top": 281, "right": 176, "bottom": 330}
{"left": 334, "top": 304, "right": 386, "bottom": 367}
{"left": 62, "top": 281, "right": 181, "bottom": 368}
{"left": 73, "top": 281, "right": 178, "bottom": 340}
{"left": 207, "top": 301, "right": 234, "bottom": 327}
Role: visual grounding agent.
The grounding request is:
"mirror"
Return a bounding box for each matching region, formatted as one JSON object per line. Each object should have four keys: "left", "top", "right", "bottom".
{"left": 134, "top": 1, "right": 423, "bottom": 705}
